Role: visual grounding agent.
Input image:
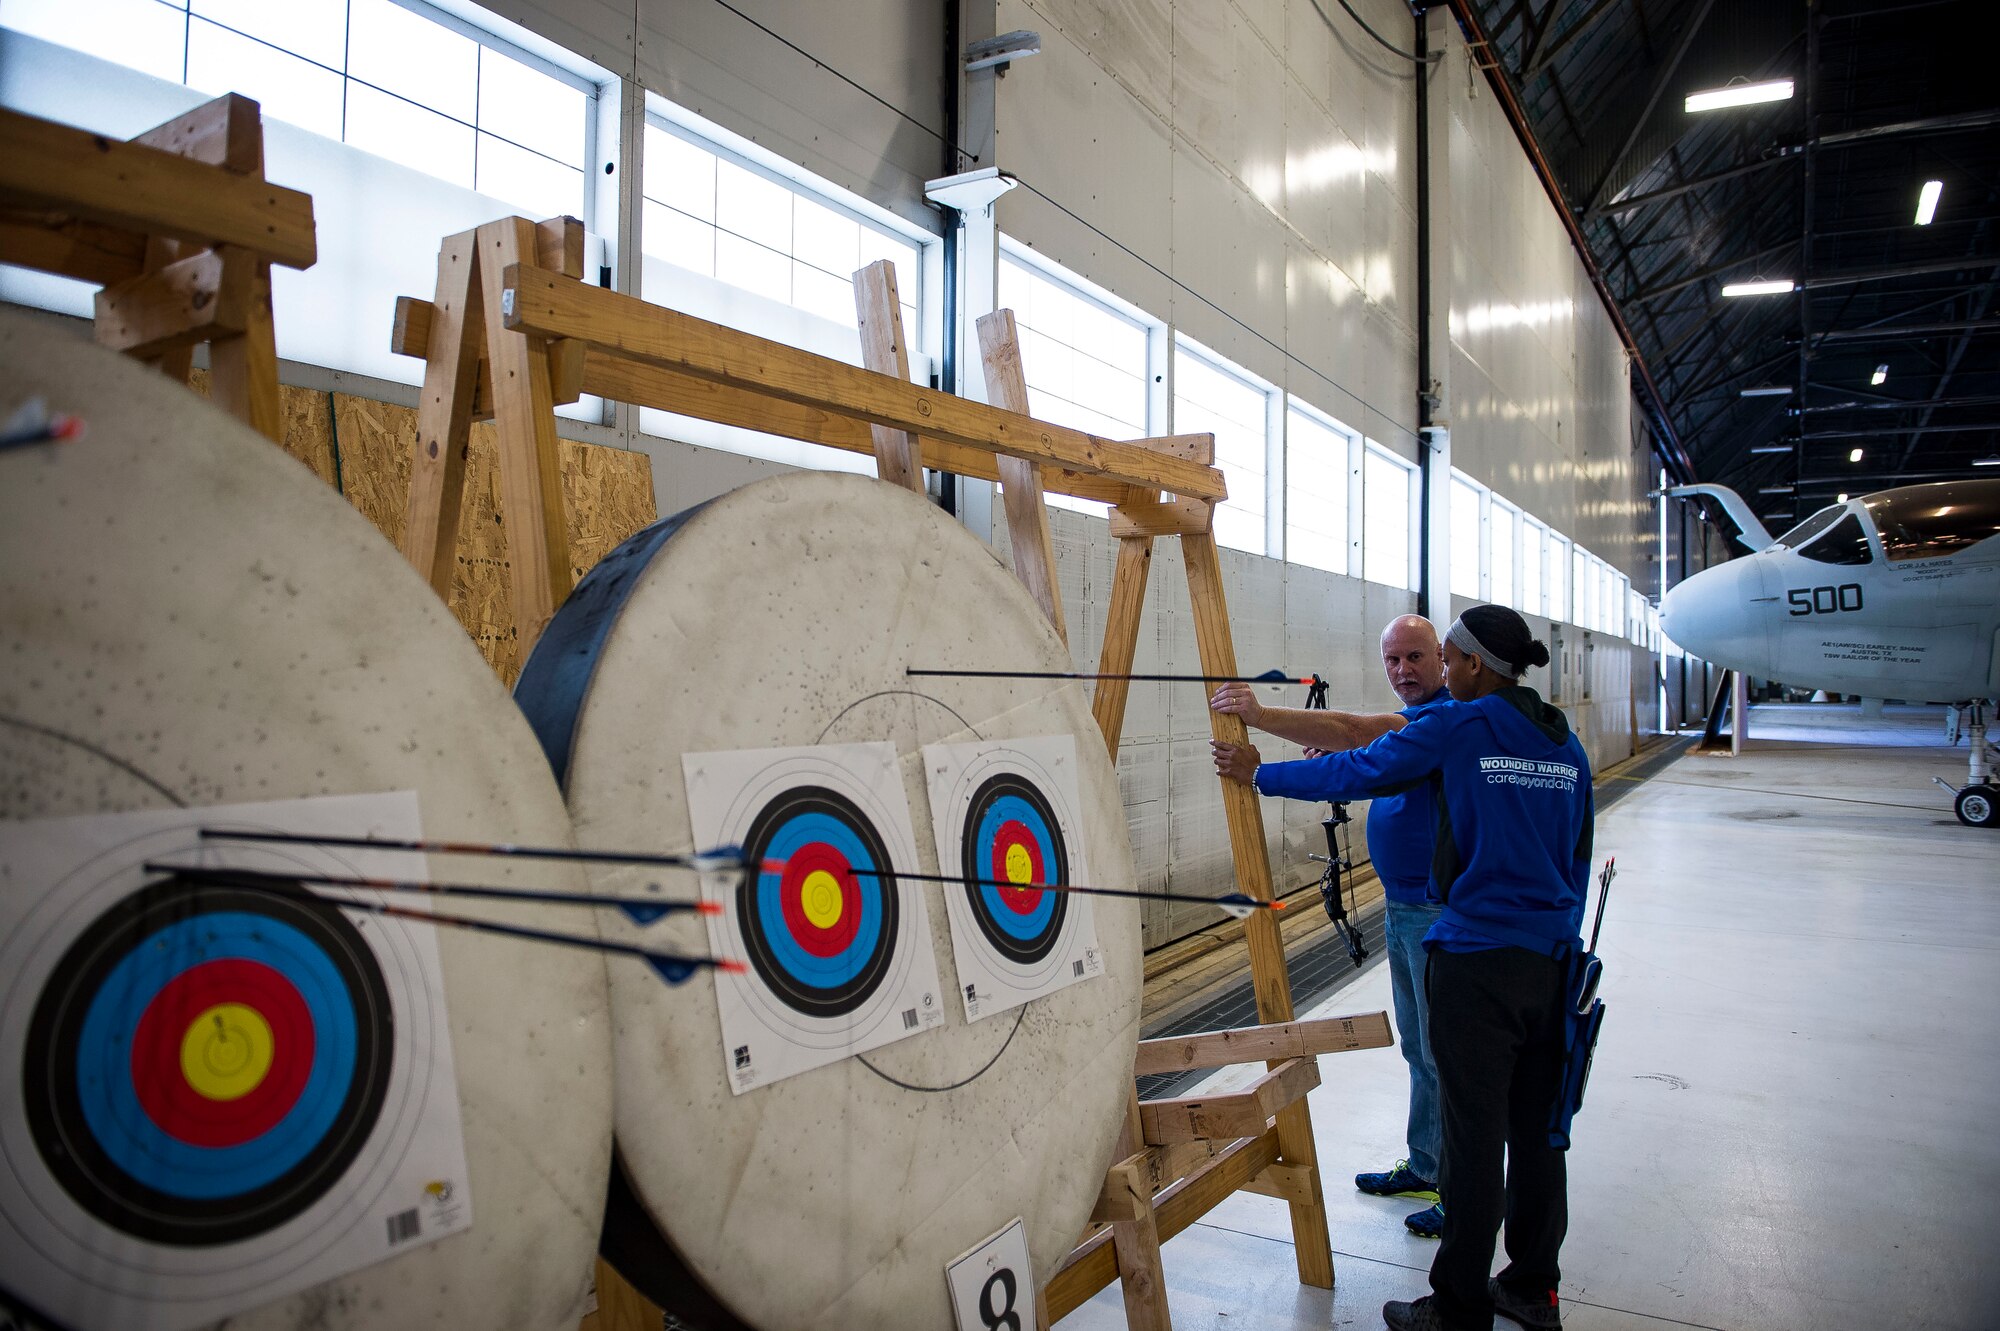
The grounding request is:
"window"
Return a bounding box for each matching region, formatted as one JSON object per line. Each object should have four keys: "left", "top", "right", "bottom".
{"left": 644, "top": 121, "right": 921, "bottom": 341}
{"left": 1864, "top": 485, "right": 2000, "bottom": 562}
{"left": 1449, "top": 472, "right": 1483, "bottom": 599}
{"left": 1363, "top": 445, "right": 1416, "bottom": 589}
{"left": 1521, "top": 517, "right": 1546, "bottom": 617}
{"left": 1490, "top": 499, "right": 1518, "bottom": 610}
{"left": 1773, "top": 504, "right": 1846, "bottom": 550}
{"left": 1001, "top": 248, "right": 1154, "bottom": 516}
{"left": 1796, "top": 513, "right": 1873, "bottom": 565}
{"left": 1548, "top": 533, "right": 1572, "bottom": 622}
{"left": 8, "top": 0, "right": 594, "bottom": 219}
{"left": 1573, "top": 546, "right": 1593, "bottom": 629}
{"left": 1175, "top": 339, "right": 1273, "bottom": 554}
{"left": 1285, "top": 400, "right": 1352, "bottom": 574}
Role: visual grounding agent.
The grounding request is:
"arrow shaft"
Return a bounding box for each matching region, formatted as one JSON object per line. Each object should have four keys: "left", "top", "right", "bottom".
{"left": 839, "top": 866, "right": 1279, "bottom": 911}
{"left": 908, "top": 669, "right": 1309, "bottom": 685}
{"left": 201, "top": 828, "right": 751, "bottom": 871}
{"left": 147, "top": 863, "right": 718, "bottom": 917}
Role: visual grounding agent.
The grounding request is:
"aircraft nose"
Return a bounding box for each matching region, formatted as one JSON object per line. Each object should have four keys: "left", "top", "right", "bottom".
{"left": 1661, "top": 558, "right": 1771, "bottom": 667}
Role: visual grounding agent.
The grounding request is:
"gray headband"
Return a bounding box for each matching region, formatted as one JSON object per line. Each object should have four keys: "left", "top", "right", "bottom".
{"left": 1446, "top": 617, "right": 1520, "bottom": 679}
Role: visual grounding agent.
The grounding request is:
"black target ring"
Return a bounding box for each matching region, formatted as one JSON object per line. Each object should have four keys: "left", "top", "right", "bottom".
{"left": 736, "top": 787, "right": 901, "bottom": 1020}
{"left": 21, "top": 876, "right": 395, "bottom": 1246}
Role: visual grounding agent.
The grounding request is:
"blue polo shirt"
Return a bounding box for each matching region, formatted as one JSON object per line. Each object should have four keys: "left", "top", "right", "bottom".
{"left": 1362, "top": 687, "right": 1450, "bottom": 906}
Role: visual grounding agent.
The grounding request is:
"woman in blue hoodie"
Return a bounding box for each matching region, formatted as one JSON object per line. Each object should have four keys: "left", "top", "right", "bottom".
{"left": 1213, "top": 604, "right": 1591, "bottom": 1331}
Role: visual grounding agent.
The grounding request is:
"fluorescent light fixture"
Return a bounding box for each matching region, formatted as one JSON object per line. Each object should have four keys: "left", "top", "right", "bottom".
{"left": 1741, "top": 385, "right": 1794, "bottom": 397}
{"left": 1722, "top": 278, "right": 1796, "bottom": 297}
{"left": 1915, "top": 179, "right": 1943, "bottom": 226}
{"left": 1974, "top": 455, "right": 2000, "bottom": 467}
{"left": 1837, "top": 492, "right": 1849, "bottom": 503}
{"left": 1750, "top": 444, "right": 1794, "bottom": 454}
{"left": 1871, "top": 364, "right": 1888, "bottom": 385}
{"left": 1758, "top": 484, "right": 1795, "bottom": 494}
{"left": 1685, "top": 79, "right": 1794, "bottom": 113}
{"left": 1849, "top": 447, "right": 1864, "bottom": 462}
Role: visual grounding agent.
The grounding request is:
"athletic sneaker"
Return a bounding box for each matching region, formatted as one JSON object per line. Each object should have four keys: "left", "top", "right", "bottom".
{"left": 1382, "top": 1296, "right": 1461, "bottom": 1330}
{"left": 1354, "top": 1159, "right": 1439, "bottom": 1200}
{"left": 1403, "top": 1201, "right": 1444, "bottom": 1238}
{"left": 1488, "top": 1277, "right": 1563, "bottom": 1330}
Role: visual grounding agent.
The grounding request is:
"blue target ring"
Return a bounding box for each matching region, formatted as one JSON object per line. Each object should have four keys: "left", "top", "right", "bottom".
{"left": 962, "top": 774, "right": 1069, "bottom": 966}
{"left": 737, "top": 787, "right": 899, "bottom": 1019}
{"left": 23, "top": 878, "right": 394, "bottom": 1246}
{"left": 75, "top": 912, "right": 359, "bottom": 1199}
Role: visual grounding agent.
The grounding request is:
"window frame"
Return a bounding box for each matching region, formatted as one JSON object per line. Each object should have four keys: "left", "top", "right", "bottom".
{"left": 1361, "top": 441, "right": 1419, "bottom": 591}
{"left": 1283, "top": 394, "right": 1360, "bottom": 576}
{"left": 1172, "top": 334, "right": 1280, "bottom": 557}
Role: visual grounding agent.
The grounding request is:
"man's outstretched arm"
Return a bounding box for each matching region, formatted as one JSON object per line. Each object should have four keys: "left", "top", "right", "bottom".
{"left": 1209, "top": 682, "right": 1406, "bottom": 752}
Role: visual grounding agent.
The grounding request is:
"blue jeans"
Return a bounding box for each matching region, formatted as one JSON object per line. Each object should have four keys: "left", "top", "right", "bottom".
{"left": 1385, "top": 898, "right": 1444, "bottom": 1184}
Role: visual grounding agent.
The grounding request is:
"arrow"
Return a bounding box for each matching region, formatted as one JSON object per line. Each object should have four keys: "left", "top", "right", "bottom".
{"left": 155, "top": 866, "right": 743, "bottom": 986}
{"left": 146, "top": 862, "right": 722, "bottom": 927}
{"left": 909, "top": 667, "right": 1321, "bottom": 687}
{"left": 201, "top": 828, "right": 774, "bottom": 875}
{"left": 837, "top": 866, "right": 1284, "bottom": 917}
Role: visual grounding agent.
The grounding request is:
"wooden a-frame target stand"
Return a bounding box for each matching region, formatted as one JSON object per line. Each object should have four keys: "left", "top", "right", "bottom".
{"left": 391, "top": 216, "right": 1393, "bottom": 1330}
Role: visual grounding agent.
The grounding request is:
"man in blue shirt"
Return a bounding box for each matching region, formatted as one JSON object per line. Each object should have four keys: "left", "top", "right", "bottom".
{"left": 1210, "top": 613, "right": 1451, "bottom": 1238}
{"left": 1214, "top": 606, "right": 1592, "bottom": 1331}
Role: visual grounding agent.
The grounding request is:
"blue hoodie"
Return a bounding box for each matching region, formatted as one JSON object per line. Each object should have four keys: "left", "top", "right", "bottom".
{"left": 1255, "top": 686, "right": 1593, "bottom": 955}
{"left": 1363, "top": 687, "right": 1451, "bottom": 905}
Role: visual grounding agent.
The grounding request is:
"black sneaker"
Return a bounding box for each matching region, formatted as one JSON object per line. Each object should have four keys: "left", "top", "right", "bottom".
{"left": 1381, "top": 1297, "right": 1449, "bottom": 1331}
{"left": 1403, "top": 1201, "right": 1443, "bottom": 1238}
{"left": 1488, "top": 1277, "right": 1563, "bottom": 1330}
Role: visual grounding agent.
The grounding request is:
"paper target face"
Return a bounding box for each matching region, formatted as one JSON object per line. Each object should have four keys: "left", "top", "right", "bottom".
{"left": 923, "top": 737, "right": 1104, "bottom": 1022}
{"left": 0, "top": 793, "right": 473, "bottom": 1331}
{"left": 681, "top": 743, "right": 944, "bottom": 1094}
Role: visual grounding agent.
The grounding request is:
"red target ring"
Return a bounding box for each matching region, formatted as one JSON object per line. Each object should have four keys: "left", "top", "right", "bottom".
{"left": 128, "top": 958, "right": 315, "bottom": 1149}
{"left": 988, "top": 820, "right": 1047, "bottom": 915}
{"left": 775, "top": 842, "right": 865, "bottom": 960}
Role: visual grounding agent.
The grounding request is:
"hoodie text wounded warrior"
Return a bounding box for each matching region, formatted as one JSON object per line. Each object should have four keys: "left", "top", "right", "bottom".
{"left": 1253, "top": 686, "right": 1593, "bottom": 955}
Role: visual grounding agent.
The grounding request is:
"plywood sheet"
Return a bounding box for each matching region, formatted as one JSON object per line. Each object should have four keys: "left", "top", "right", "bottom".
{"left": 186, "top": 367, "right": 336, "bottom": 486}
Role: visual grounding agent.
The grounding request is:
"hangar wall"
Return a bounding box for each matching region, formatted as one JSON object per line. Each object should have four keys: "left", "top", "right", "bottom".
{"left": 1, "top": 0, "right": 1670, "bottom": 951}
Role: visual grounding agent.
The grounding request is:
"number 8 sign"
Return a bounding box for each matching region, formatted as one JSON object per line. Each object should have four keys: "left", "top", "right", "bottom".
{"left": 946, "top": 1216, "right": 1033, "bottom": 1331}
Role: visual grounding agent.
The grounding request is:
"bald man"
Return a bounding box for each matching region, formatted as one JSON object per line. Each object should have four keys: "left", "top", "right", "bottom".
{"left": 1210, "top": 614, "right": 1452, "bottom": 1237}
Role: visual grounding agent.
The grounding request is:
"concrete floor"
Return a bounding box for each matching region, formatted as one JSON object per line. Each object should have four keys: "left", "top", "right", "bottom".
{"left": 1061, "top": 704, "right": 2000, "bottom": 1331}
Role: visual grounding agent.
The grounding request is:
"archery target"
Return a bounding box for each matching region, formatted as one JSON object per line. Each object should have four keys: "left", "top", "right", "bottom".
{"left": 0, "top": 793, "right": 474, "bottom": 1331}
{"left": 924, "top": 736, "right": 1104, "bottom": 1021}
{"left": 681, "top": 742, "right": 943, "bottom": 1093}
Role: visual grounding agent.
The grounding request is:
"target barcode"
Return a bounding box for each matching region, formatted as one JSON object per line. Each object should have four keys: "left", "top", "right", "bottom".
{"left": 386, "top": 1208, "right": 421, "bottom": 1245}
{"left": 901, "top": 1007, "right": 918, "bottom": 1030}
{"left": 1073, "top": 959, "right": 1086, "bottom": 978}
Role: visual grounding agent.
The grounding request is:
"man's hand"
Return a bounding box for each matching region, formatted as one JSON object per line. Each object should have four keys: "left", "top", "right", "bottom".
{"left": 1211, "top": 739, "right": 1261, "bottom": 784}
{"left": 1209, "top": 682, "right": 1265, "bottom": 728}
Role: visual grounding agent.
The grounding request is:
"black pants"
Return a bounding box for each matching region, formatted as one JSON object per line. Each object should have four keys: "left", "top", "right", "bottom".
{"left": 1425, "top": 946, "right": 1570, "bottom": 1327}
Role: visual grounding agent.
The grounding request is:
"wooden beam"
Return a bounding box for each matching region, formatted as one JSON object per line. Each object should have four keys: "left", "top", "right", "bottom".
{"left": 91, "top": 246, "right": 249, "bottom": 355}
{"left": 1182, "top": 529, "right": 1334, "bottom": 1288}
{"left": 977, "top": 309, "right": 1067, "bottom": 642}
{"left": 1132, "top": 1012, "right": 1394, "bottom": 1076}
{"left": 401, "top": 231, "right": 484, "bottom": 596}
{"left": 0, "top": 107, "right": 315, "bottom": 268}
{"left": 853, "top": 259, "right": 924, "bottom": 492}
{"left": 392, "top": 295, "right": 583, "bottom": 413}
{"left": 1089, "top": 1154, "right": 1151, "bottom": 1223}
{"left": 1044, "top": 1130, "right": 1282, "bottom": 1321}
{"left": 1238, "top": 1161, "right": 1318, "bottom": 1207}
{"left": 536, "top": 215, "right": 585, "bottom": 279}
{"left": 1137, "top": 1056, "right": 1322, "bottom": 1144}
{"left": 0, "top": 215, "right": 146, "bottom": 285}
{"left": 1109, "top": 496, "right": 1212, "bottom": 538}
{"left": 133, "top": 93, "right": 262, "bottom": 172}
{"left": 1090, "top": 535, "right": 1154, "bottom": 760}
{"left": 208, "top": 254, "right": 282, "bottom": 442}
{"left": 499, "top": 264, "right": 1228, "bottom": 501}
{"left": 479, "top": 219, "right": 573, "bottom": 658}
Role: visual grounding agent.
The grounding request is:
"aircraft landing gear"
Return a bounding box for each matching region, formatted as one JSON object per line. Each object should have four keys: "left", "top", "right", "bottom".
{"left": 1942, "top": 702, "right": 1998, "bottom": 828}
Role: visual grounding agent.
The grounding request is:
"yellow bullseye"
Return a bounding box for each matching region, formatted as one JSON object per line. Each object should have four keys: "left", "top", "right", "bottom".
{"left": 799, "top": 869, "right": 844, "bottom": 930}
{"left": 180, "top": 1002, "right": 275, "bottom": 1101}
{"left": 1004, "top": 842, "right": 1036, "bottom": 886}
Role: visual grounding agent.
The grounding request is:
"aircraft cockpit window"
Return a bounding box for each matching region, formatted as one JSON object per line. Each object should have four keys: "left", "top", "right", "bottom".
{"left": 1796, "top": 513, "right": 1873, "bottom": 565}
{"left": 1866, "top": 488, "right": 2000, "bottom": 562}
{"left": 1772, "top": 505, "right": 1845, "bottom": 550}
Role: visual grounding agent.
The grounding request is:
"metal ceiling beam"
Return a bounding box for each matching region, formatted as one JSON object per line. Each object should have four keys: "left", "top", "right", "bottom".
{"left": 1794, "top": 394, "right": 2000, "bottom": 415}
{"left": 1583, "top": 0, "right": 1718, "bottom": 214}
{"left": 1522, "top": 0, "right": 1621, "bottom": 79}
{"left": 1815, "top": 107, "right": 2000, "bottom": 148}
{"left": 1795, "top": 469, "right": 1992, "bottom": 489}
{"left": 1517, "top": 0, "right": 1570, "bottom": 78}
{"left": 1589, "top": 154, "right": 1793, "bottom": 219}
{"left": 1801, "top": 256, "right": 1998, "bottom": 290}
{"left": 1803, "top": 422, "right": 2000, "bottom": 440}
{"left": 1895, "top": 255, "right": 2000, "bottom": 467}
{"left": 1805, "top": 319, "right": 2000, "bottom": 343}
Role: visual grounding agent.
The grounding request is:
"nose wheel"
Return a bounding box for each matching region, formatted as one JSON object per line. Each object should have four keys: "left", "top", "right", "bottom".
{"left": 1944, "top": 702, "right": 1998, "bottom": 828}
